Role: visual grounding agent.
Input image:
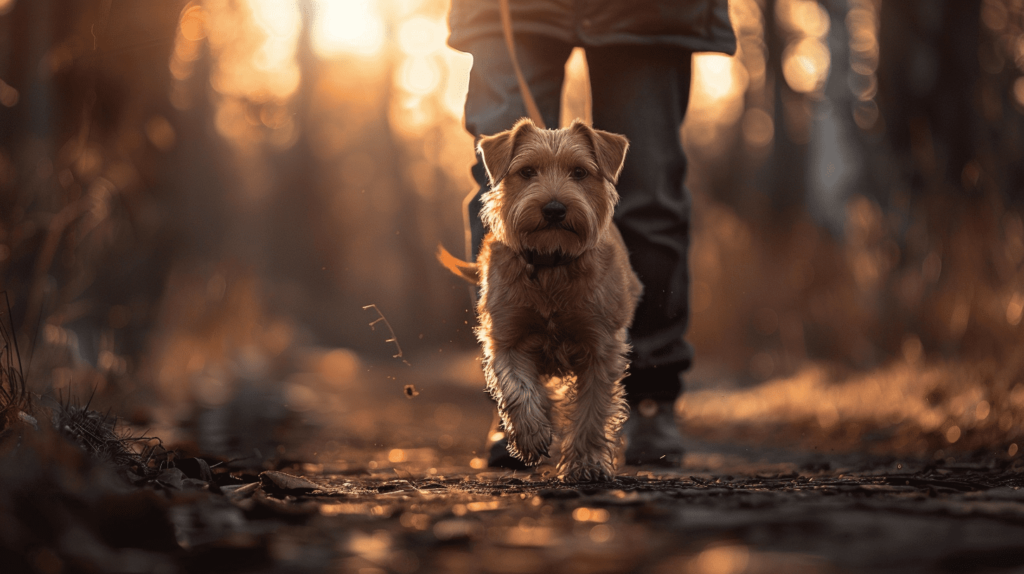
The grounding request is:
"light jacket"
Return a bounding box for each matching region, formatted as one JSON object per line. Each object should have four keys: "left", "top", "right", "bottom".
{"left": 448, "top": 0, "right": 737, "bottom": 55}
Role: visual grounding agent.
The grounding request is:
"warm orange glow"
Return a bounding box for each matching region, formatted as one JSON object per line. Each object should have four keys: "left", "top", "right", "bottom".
{"left": 561, "top": 47, "right": 592, "bottom": 127}
{"left": 398, "top": 15, "right": 448, "bottom": 56}
{"left": 248, "top": 0, "right": 302, "bottom": 73}
{"left": 686, "top": 53, "right": 748, "bottom": 148}
{"left": 1007, "top": 292, "right": 1024, "bottom": 325}
{"left": 776, "top": 0, "right": 830, "bottom": 37}
{"left": 741, "top": 107, "right": 774, "bottom": 147}
{"left": 441, "top": 50, "right": 473, "bottom": 117}
{"left": 311, "top": 0, "right": 385, "bottom": 58}
{"left": 846, "top": 0, "right": 879, "bottom": 126}
{"left": 692, "top": 545, "right": 750, "bottom": 574}
{"left": 782, "top": 37, "right": 830, "bottom": 94}
{"left": 204, "top": 0, "right": 300, "bottom": 101}
{"left": 170, "top": 4, "right": 206, "bottom": 85}
{"left": 179, "top": 5, "right": 207, "bottom": 42}
{"left": 398, "top": 56, "right": 440, "bottom": 96}
{"left": 773, "top": 0, "right": 833, "bottom": 96}
{"left": 680, "top": 360, "right": 1012, "bottom": 450}
{"left": 693, "top": 54, "right": 738, "bottom": 102}
{"left": 847, "top": 7, "right": 879, "bottom": 60}
{"left": 170, "top": 0, "right": 302, "bottom": 146}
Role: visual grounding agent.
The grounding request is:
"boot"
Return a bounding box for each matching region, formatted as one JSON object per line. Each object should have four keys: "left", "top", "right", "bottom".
{"left": 622, "top": 398, "right": 686, "bottom": 466}
{"left": 484, "top": 410, "right": 530, "bottom": 470}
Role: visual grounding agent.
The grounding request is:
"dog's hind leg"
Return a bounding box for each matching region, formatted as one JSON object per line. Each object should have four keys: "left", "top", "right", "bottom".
{"left": 484, "top": 347, "right": 553, "bottom": 466}
{"left": 557, "top": 336, "right": 630, "bottom": 482}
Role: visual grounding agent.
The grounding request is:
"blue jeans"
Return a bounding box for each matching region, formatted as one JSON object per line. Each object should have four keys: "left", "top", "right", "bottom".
{"left": 462, "top": 35, "right": 693, "bottom": 402}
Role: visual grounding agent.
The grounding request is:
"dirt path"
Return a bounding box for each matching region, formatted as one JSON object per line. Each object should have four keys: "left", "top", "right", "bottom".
{"left": 163, "top": 442, "right": 1024, "bottom": 574}
{"left": 12, "top": 356, "right": 1022, "bottom": 573}
{"left": 162, "top": 356, "right": 1024, "bottom": 573}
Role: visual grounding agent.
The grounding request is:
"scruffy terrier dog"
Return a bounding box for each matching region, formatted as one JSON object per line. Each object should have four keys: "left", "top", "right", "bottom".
{"left": 439, "top": 118, "right": 642, "bottom": 482}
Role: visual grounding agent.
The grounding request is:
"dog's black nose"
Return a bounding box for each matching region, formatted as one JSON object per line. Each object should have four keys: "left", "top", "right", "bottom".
{"left": 542, "top": 201, "right": 566, "bottom": 223}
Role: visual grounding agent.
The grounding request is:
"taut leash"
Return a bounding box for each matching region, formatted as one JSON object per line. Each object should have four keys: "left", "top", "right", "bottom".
{"left": 499, "top": 0, "right": 547, "bottom": 129}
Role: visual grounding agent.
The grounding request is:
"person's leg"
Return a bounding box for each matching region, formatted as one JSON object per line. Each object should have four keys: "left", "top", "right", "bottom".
{"left": 460, "top": 34, "right": 573, "bottom": 468}
{"left": 461, "top": 35, "right": 574, "bottom": 261}
{"left": 586, "top": 45, "right": 694, "bottom": 464}
{"left": 587, "top": 45, "right": 694, "bottom": 397}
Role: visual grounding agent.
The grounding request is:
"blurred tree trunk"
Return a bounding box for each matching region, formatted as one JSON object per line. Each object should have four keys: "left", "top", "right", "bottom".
{"left": 876, "top": 0, "right": 983, "bottom": 200}
{"left": 763, "top": 0, "right": 810, "bottom": 218}
{"left": 0, "top": 0, "right": 184, "bottom": 365}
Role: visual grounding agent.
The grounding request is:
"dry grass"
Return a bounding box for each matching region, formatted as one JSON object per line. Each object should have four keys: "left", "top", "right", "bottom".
{"left": 0, "top": 292, "right": 29, "bottom": 435}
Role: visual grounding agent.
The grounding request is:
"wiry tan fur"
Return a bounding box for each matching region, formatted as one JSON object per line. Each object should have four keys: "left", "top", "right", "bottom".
{"left": 439, "top": 118, "right": 642, "bottom": 482}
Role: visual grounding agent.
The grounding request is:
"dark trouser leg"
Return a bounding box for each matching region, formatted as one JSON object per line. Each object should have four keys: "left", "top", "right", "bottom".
{"left": 586, "top": 46, "right": 695, "bottom": 404}
{"left": 461, "top": 35, "right": 574, "bottom": 261}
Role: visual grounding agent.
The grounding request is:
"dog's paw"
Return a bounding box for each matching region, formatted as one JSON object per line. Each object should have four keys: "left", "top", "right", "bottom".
{"left": 507, "top": 423, "right": 553, "bottom": 466}
{"left": 557, "top": 459, "right": 613, "bottom": 483}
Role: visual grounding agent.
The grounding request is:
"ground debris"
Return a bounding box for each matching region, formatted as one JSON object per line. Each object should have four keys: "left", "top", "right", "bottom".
{"left": 260, "top": 470, "right": 325, "bottom": 494}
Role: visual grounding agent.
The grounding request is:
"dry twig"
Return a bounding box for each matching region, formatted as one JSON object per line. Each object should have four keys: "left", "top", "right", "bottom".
{"left": 362, "top": 304, "right": 411, "bottom": 366}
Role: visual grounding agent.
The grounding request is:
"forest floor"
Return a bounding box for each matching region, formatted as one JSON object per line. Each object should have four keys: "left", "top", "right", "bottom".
{"left": 5, "top": 353, "right": 1024, "bottom": 574}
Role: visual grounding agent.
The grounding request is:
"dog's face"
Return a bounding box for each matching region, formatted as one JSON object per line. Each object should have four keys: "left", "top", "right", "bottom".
{"left": 477, "top": 119, "right": 629, "bottom": 258}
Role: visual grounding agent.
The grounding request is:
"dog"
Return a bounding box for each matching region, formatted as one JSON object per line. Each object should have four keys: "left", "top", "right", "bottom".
{"left": 439, "top": 118, "right": 642, "bottom": 482}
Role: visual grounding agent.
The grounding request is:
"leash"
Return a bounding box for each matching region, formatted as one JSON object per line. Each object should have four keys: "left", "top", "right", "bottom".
{"left": 498, "top": 0, "right": 547, "bottom": 129}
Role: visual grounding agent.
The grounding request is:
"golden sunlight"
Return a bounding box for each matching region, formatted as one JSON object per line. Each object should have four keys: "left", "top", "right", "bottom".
{"left": 398, "top": 56, "right": 440, "bottom": 96}
{"left": 248, "top": 0, "right": 302, "bottom": 71}
{"left": 688, "top": 52, "right": 748, "bottom": 142}
{"left": 203, "top": 0, "right": 302, "bottom": 102}
{"left": 398, "top": 15, "right": 448, "bottom": 56}
{"left": 782, "top": 37, "right": 830, "bottom": 94}
{"left": 777, "top": 0, "right": 831, "bottom": 95}
{"left": 693, "top": 54, "right": 738, "bottom": 102}
{"left": 311, "top": 0, "right": 386, "bottom": 58}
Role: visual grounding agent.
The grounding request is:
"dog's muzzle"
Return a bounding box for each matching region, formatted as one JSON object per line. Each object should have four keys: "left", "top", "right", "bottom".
{"left": 542, "top": 201, "right": 566, "bottom": 223}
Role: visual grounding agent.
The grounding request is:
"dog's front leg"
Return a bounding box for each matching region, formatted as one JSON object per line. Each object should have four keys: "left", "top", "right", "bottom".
{"left": 558, "top": 340, "right": 629, "bottom": 482}
{"left": 484, "top": 346, "right": 553, "bottom": 466}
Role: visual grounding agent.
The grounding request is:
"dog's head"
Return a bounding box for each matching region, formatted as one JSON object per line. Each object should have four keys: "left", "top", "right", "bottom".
{"left": 477, "top": 118, "right": 629, "bottom": 258}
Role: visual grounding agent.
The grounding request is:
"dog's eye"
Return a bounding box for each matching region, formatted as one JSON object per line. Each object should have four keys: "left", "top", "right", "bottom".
{"left": 571, "top": 167, "right": 588, "bottom": 180}
{"left": 519, "top": 167, "right": 537, "bottom": 179}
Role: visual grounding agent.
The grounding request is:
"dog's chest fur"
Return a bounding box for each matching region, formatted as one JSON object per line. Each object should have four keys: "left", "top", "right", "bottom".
{"left": 516, "top": 275, "right": 598, "bottom": 374}
{"left": 477, "top": 236, "right": 634, "bottom": 375}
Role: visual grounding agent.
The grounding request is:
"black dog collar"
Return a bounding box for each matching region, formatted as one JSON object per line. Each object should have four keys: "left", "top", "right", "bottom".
{"left": 521, "top": 250, "right": 577, "bottom": 276}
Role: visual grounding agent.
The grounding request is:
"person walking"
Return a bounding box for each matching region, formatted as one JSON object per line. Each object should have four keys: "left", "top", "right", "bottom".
{"left": 448, "top": 0, "right": 736, "bottom": 467}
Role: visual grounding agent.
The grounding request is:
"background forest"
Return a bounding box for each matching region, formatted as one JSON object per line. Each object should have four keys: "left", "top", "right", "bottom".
{"left": 2, "top": 0, "right": 1024, "bottom": 459}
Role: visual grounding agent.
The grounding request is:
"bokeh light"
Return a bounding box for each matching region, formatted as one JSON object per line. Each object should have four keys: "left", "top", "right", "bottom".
{"left": 398, "top": 56, "right": 441, "bottom": 96}
{"left": 693, "top": 54, "right": 739, "bottom": 102}
{"left": 311, "top": 0, "right": 385, "bottom": 58}
{"left": 777, "top": 0, "right": 832, "bottom": 96}
{"left": 783, "top": 37, "right": 830, "bottom": 94}
{"left": 398, "top": 15, "right": 448, "bottom": 56}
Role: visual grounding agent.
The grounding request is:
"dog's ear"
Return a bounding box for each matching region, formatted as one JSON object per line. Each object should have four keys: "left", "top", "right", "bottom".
{"left": 477, "top": 118, "right": 537, "bottom": 187}
{"left": 571, "top": 120, "right": 629, "bottom": 184}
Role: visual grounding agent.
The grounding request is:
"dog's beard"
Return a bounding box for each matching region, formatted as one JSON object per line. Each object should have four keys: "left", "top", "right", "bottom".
{"left": 508, "top": 200, "right": 605, "bottom": 257}
{"left": 533, "top": 220, "right": 576, "bottom": 234}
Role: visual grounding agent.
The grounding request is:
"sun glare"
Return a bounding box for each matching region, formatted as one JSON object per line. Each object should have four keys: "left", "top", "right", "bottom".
{"left": 312, "top": 0, "right": 386, "bottom": 58}
{"left": 398, "top": 57, "right": 440, "bottom": 96}
{"left": 248, "top": 0, "right": 302, "bottom": 89}
{"left": 693, "top": 54, "right": 738, "bottom": 102}
{"left": 777, "top": 0, "right": 831, "bottom": 95}
{"left": 783, "top": 37, "right": 831, "bottom": 94}
{"left": 398, "top": 15, "right": 448, "bottom": 56}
